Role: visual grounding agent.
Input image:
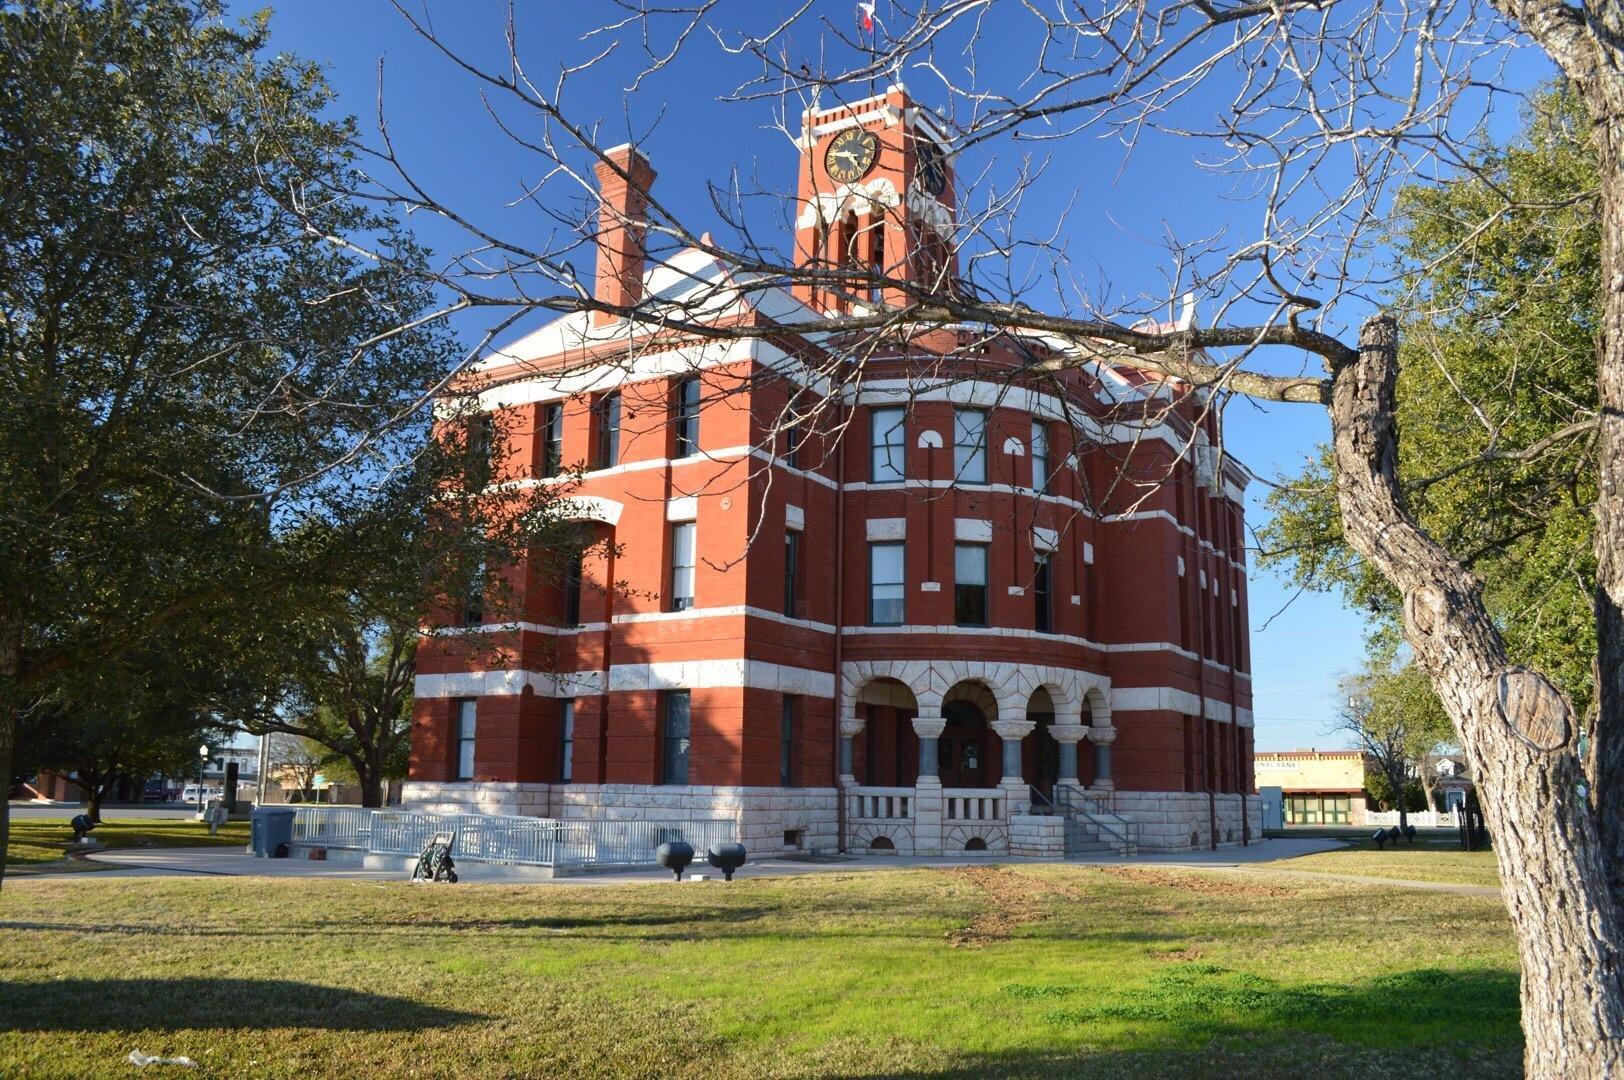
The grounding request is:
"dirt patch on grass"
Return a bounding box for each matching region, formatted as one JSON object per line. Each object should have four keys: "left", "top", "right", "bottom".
{"left": 1094, "top": 865, "right": 1298, "bottom": 899}
{"left": 1148, "top": 945, "right": 1206, "bottom": 962}
{"left": 937, "top": 866, "right": 1080, "bottom": 947}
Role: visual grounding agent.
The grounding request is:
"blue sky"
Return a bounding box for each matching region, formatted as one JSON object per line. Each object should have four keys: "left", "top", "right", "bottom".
{"left": 260, "top": 1, "right": 1553, "bottom": 752}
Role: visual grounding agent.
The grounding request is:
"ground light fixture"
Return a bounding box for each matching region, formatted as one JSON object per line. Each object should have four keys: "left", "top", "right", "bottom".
{"left": 656, "top": 841, "right": 695, "bottom": 881}
{"left": 706, "top": 843, "right": 747, "bottom": 881}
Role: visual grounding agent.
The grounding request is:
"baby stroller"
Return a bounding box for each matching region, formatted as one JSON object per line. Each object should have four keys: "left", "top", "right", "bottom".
{"left": 410, "top": 830, "right": 458, "bottom": 883}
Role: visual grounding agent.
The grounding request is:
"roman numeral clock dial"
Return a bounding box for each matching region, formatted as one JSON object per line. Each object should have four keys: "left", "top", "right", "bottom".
{"left": 824, "top": 129, "right": 879, "bottom": 183}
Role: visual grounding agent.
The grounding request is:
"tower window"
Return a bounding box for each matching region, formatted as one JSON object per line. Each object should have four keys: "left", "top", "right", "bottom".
{"left": 540, "top": 403, "right": 564, "bottom": 477}
{"left": 673, "top": 378, "right": 701, "bottom": 457}
{"left": 1034, "top": 552, "right": 1054, "bottom": 633}
{"left": 784, "top": 529, "right": 801, "bottom": 617}
{"left": 870, "top": 406, "right": 906, "bottom": 483}
{"left": 559, "top": 700, "right": 575, "bottom": 782}
{"left": 954, "top": 543, "right": 988, "bottom": 626}
{"left": 562, "top": 552, "right": 584, "bottom": 627}
{"left": 592, "top": 392, "right": 620, "bottom": 469}
{"left": 669, "top": 521, "right": 696, "bottom": 611}
{"left": 662, "top": 690, "right": 691, "bottom": 785}
{"left": 455, "top": 699, "right": 477, "bottom": 780}
{"left": 869, "top": 542, "right": 905, "bottom": 625}
{"left": 781, "top": 695, "right": 800, "bottom": 787}
{"left": 1031, "top": 420, "right": 1048, "bottom": 493}
{"left": 954, "top": 409, "right": 987, "bottom": 483}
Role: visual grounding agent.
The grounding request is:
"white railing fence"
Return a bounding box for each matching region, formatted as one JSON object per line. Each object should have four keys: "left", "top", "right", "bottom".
{"left": 848, "top": 786, "right": 913, "bottom": 821}
{"left": 943, "top": 788, "right": 1004, "bottom": 822}
{"left": 290, "top": 807, "right": 736, "bottom": 870}
{"left": 1364, "top": 809, "right": 1463, "bottom": 829}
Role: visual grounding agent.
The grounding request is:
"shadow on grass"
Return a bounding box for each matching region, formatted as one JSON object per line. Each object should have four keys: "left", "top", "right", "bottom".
{"left": 996, "top": 964, "right": 1519, "bottom": 1055}
{"left": 0, "top": 978, "right": 480, "bottom": 1032}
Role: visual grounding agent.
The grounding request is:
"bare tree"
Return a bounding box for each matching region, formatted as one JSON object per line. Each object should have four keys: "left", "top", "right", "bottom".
{"left": 252, "top": 1, "right": 1624, "bottom": 1069}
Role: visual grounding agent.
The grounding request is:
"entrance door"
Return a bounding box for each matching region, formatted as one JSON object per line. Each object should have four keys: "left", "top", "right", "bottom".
{"left": 1031, "top": 713, "right": 1058, "bottom": 799}
{"left": 939, "top": 701, "right": 988, "bottom": 787}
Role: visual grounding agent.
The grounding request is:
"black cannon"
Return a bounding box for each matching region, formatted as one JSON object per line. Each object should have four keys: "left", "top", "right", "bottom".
{"left": 70, "top": 814, "right": 96, "bottom": 844}
{"left": 657, "top": 840, "right": 695, "bottom": 881}
{"left": 706, "top": 842, "right": 747, "bottom": 882}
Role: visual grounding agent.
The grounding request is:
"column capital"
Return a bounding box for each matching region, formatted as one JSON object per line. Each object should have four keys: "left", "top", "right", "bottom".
{"left": 991, "top": 719, "right": 1036, "bottom": 741}
{"left": 912, "top": 717, "right": 946, "bottom": 739}
{"left": 1048, "top": 723, "right": 1089, "bottom": 745}
{"left": 839, "top": 716, "right": 865, "bottom": 738}
{"left": 1086, "top": 725, "right": 1118, "bottom": 746}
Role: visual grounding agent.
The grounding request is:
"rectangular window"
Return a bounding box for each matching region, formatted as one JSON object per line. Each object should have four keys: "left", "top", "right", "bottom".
{"left": 954, "top": 408, "right": 986, "bottom": 483}
{"left": 674, "top": 378, "right": 701, "bottom": 457}
{"left": 780, "top": 695, "right": 799, "bottom": 786}
{"left": 784, "top": 529, "right": 801, "bottom": 617}
{"left": 562, "top": 553, "right": 584, "bottom": 627}
{"left": 870, "top": 406, "right": 906, "bottom": 483}
{"left": 455, "top": 699, "right": 477, "bottom": 780}
{"left": 559, "top": 700, "right": 575, "bottom": 782}
{"left": 540, "top": 403, "right": 564, "bottom": 477}
{"left": 954, "top": 543, "right": 988, "bottom": 626}
{"left": 592, "top": 392, "right": 620, "bottom": 469}
{"left": 467, "top": 413, "right": 495, "bottom": 486}
{"left": 669, "top": 521, "right": 696, "bottom": 611}
{"left": 662, "top": 690, "right": 691, "bottom": 784}
{"left": 869, "top": 542, "right": 905, "bottom": 625}
{"left": 782, "top": 414, "right": 802, "bottom": 469}
{"left": 1034, "top": 553, "right": 1053, "bottom": 633}
{"left": 462, "top": 558, "right": 485, "bottom": 626}
{"left": 1030, "top": 420, "right": 1048, "bottom": 493}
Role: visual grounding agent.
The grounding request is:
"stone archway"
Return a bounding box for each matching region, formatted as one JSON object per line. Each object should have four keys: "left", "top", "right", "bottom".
{"left": 940, "top": 681, "right": 997, "bottom": 788}
{"left": 851, "top": 677, "right": 919, "bottom": 787}
{"left": 1025, "top": 686, "right": 1059, "bottom": 799}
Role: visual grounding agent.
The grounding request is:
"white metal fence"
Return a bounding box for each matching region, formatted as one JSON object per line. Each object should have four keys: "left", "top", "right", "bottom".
{"left": 290, "top": 806, "right": 736, "bottom": 870}
{"left": 1364, "top": 809, "right": 1462, "bottom": 829}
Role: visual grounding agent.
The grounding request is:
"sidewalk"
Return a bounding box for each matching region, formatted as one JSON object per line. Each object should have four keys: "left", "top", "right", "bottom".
{"left": 66, "top": 836, "right": 1351, "bottom": 884}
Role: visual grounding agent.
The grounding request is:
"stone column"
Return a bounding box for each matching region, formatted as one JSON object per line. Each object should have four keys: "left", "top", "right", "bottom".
{"left": 838, "top": 713, "right": 863, "bottom": 786}
{"left": 991, "top": 717, "right": 1035, "bottom": 815}
{"left": 1048, "top": 723, "right": 1088, "bottom": 790}
{"left": 911, "top": 714, "right": 945, "bottom": 856}
{"left": 1087, "top": 725, "right": 1117, "bottom": 791}
{"left": 912, "top": 715, "right": 945, "bottom": 781}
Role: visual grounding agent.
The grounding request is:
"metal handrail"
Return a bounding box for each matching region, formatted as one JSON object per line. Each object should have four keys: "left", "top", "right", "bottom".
{"left": 1028, "top": 786, "right": 1056, "bottom": 814}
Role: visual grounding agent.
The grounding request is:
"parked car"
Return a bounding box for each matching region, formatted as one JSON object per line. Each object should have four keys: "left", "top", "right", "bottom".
{"left": 179, "top": 784, "right": 220, "bottom": 804}
{"left": 141, "top": 780, "right": 177, "bottom": 802}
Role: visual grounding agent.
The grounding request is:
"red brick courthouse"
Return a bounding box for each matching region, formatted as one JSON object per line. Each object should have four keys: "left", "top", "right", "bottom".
{"left": 406, "top": 87, "right": 1259, "bottom": 855}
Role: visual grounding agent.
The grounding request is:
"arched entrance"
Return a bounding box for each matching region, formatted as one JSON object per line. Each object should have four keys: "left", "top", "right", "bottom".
{"left": 852, "top": 678, "right": 918, "bottom": 787}
{"left": 1026, "top": 687, "right": 1059, "bottom": 799}
{"left": 940, "top": 682, "right": 996, "bottom": 787}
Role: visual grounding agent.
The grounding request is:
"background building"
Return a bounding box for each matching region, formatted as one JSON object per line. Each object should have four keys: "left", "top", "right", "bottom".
{"left": 405, "top": 87, "right": 1259, "bottom": 854}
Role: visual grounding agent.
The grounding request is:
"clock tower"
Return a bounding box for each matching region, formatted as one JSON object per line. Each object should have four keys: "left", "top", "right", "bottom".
{"left": 793, "top": 85, "right": 957, "bottom": 314}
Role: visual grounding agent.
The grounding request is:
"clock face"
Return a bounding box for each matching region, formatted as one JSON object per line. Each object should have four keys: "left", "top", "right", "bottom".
{"left": 824, "top": 129, "right": 879, "bottom": 184}
{"left": 916, "top": 140, "right": 948, "bottom": 196}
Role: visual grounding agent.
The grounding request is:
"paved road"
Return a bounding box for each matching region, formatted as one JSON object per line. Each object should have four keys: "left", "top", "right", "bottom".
{"left": 26, "top": 836, "right": 1357, "bottom": 885}
{"left": 9, "top": 802, "right": 201, "bottom": 820}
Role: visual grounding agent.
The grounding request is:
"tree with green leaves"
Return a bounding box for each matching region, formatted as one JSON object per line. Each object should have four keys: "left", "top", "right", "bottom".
{"left": 0, "top": 0, "right": 581, "bottom": 886}
{"left": 1260, "top": 85, "right": 1600, "bottom": 715}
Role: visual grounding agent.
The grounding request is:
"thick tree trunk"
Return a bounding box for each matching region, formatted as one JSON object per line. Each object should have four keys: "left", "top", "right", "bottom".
{"left": 1419, "top": 766, "right": 1437, "bottom": 814}
{"left": 1331, "top": 316, "right": 1624, "bottom": 1076}
{"left": 1590, "top": 114, "right": 1624, "bottom": 890}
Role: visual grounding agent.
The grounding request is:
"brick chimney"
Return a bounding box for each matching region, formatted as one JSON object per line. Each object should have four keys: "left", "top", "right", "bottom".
{"left": 592, "top": 145, "right": 656, "bottom": 326}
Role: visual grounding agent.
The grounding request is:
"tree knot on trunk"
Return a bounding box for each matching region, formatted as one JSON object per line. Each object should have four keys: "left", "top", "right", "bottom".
{"left": 1493, "top": 667, "right": 1576, "bottom": 753}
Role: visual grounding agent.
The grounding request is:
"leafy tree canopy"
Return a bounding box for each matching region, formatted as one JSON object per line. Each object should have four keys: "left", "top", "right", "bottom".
{"left": 1258, "top": 84, "right": 1599, "bottom": 713}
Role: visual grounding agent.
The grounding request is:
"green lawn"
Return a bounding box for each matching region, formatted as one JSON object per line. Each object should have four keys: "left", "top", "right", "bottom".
{"left": 0, "top": 863, "right": 1520, "bottom": 1078}
{"left": 1265, "top": 847, "right": 1501, "bottom": 888}
{"left": 6, "top": 816, "right": 249, "bottom": 874}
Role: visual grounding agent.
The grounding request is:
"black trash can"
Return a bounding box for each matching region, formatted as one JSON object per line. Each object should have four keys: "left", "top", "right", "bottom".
{"left": 250, "top": 807, "right": 297, "bottom": 858}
